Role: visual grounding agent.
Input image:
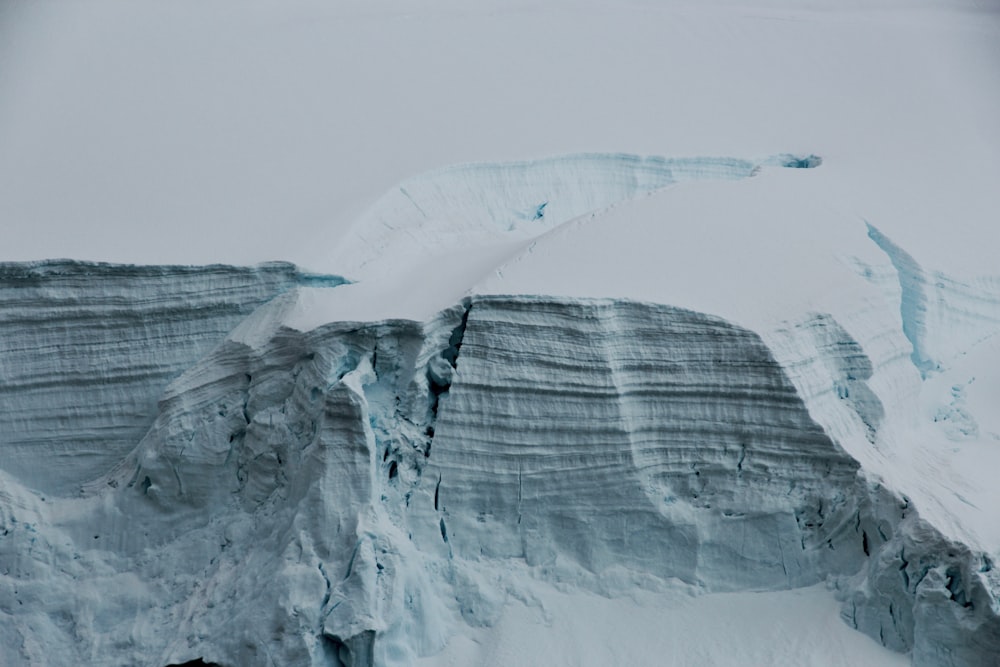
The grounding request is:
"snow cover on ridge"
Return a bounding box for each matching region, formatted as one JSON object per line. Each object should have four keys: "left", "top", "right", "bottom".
{"left": 329, "top": 153, "right": 771, "bottom": 278}
{"left": 282, "top": 152, "right": 821, "bottom": 327}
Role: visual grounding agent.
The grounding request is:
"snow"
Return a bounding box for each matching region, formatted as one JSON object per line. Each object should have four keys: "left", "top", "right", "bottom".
{"left": 418, "top": 581, "right": 908, "bottom": 667}
{"left": 2, "top": 0, "right": 1000, "bottom": 666}
{"left": 281, "top": 153, "right": 819, "bottom": 326}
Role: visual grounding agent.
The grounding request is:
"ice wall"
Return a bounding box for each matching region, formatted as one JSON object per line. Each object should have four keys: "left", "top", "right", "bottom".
{"left": 0, "top": 261, "right": 344, "bottom": 494}
{"left": 3, "top": 288, "right": 998, "bottom": 666}
{"left": 416, "top": 297, "right": 866, "bottom": 591}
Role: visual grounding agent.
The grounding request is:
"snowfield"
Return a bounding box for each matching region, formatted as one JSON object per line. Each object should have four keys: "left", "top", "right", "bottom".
{"left": 1, "top": 1, "right": 999, "bottom": 666}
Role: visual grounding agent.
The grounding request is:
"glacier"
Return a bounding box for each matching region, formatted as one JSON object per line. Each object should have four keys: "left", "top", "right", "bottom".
{"left": 2, "top": 151, "right": 1000, "bottom": 667}
{"left": 3, "top": 0, "right": 999, "bottom": 665}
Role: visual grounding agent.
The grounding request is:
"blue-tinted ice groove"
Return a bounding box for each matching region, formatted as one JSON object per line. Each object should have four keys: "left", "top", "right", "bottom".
{"left": 764, "top": 153, "right": 823, "bottom": 169}
{"left": 295, "top": 272, "right": 350, "bottom": 288}
{"left": 865, "top": 222, "right": 937, "bottom": 377}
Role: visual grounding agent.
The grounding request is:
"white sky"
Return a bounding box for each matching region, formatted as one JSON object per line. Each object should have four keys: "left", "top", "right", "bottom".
{"left": 1, "top": 0, "right": 997, "bottom": 272}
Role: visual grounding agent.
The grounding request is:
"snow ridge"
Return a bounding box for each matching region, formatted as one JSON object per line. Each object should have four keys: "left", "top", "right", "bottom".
{"left": 332, "top": 152, "right": 820, "bottom": 281}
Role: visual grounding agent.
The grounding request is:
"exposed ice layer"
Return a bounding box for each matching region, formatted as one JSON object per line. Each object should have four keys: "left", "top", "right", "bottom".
{"left": 331, "top": 153, "right": 811, "bottom": 280}
{"left": 417, "top": 298, "right": 866, "bottom": 591}
{"left": 3, "top": 292, "right": 997, "bottom": 666}
{"left": 0, "top": 261, "right": 345, "bottom": 495}
{"left": 1, "top": 304, "right": 467, "bottom": 667}
{"left": 422, "top": 298, "right": 1000, "bottom": 666}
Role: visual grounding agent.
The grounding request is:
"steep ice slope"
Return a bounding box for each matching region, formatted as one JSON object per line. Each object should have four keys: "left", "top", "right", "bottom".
{"left": 0, "top": 261, "right": 344, "bottom": 494}
{"left": 0, "top": 295, "right": 877, "bottom": 665}
{"left": 422, "top": 298, "right": 863, "bottom": 591}
{"left": 1, "top": 305, "right": 465, "bottom": 666}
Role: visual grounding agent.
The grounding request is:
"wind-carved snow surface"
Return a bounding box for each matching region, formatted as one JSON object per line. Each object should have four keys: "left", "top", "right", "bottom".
{"left": 2, "top": 153, "right": 1000, "bottom": 667}
{"left": 298, "top": 152, "right": 822, "bottom": 326}
{"left": 329, "top": 153, "right": 816, "bottom": 282}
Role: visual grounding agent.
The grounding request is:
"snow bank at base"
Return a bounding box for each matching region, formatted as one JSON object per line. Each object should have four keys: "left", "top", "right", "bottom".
{"left": 418, "top": 582, "right": 906, "bottom": 667}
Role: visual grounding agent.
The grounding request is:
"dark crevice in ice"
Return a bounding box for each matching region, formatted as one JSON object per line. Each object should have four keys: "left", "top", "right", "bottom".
{"left": 321, "top": 630, "right": 375, "bottom": 667}
{"left": 946, "top": 566, "right": 974, "bottom": 609}
{"left": 426, "top": 302, "right": 471, "bottom": 447}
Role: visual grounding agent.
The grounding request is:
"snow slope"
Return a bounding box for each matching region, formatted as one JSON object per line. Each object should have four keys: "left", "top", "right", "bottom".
{"left": 2, "top": 1, "right": 999, "bottom": 666}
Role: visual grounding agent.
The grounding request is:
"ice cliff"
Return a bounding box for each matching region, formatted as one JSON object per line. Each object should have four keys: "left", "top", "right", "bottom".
{"left": 2, "top": 154, "right": 999, "bottom": 667}
{"left": 0, "top": 262, "right": 345, "bottom": 495}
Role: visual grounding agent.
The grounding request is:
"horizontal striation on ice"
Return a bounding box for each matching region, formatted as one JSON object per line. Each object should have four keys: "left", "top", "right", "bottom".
{"left": 418, "top": 297, "right": 866, "bottom": 591}
{"left": 4, "top": 282, "right": 997, "bottom": 665}
{"left": 0, "top": 260, "right": 345, "bottom": 495}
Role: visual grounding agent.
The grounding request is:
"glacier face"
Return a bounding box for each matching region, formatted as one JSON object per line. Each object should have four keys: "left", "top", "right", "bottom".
{"left": 423, "top": 297, "right": 865, "bottom": 591}
{"left": 0, "top": 261, "right": 345, "bottom": 496}
{"left": 2, "top": 266, "right": 999, "bottom": 665}
{"left": 1, "top": 151, "right": 999, "bottom": 667}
